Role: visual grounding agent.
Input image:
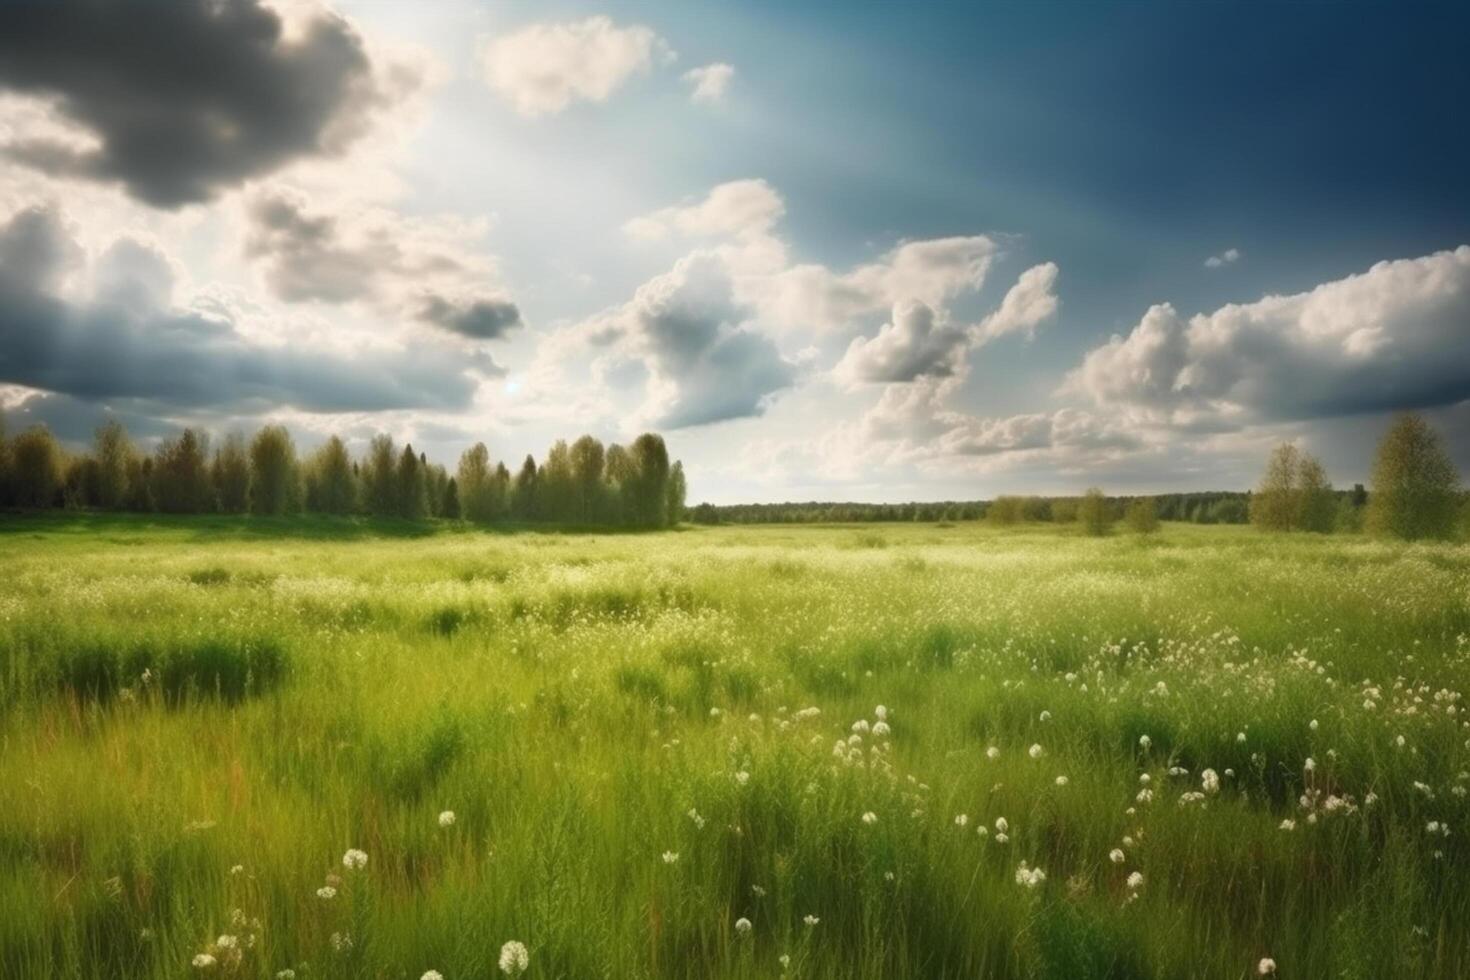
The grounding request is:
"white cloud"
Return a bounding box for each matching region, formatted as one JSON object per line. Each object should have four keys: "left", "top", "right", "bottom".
{"left": 683, "top": 63, "right": 734, "bottom": 103}
{"left": 623, "top": 179, "right": 783, "bottom": 242}
{"left": 937, "top": 408, "right": 1138, "bottom": 458}
{"left": 835, "top": 301, "right": 966, "bottom": 384}
{"left": 1069, "top": 245, "right": 1470, "bottom": 425}
{"left": 479, "top": 17, "right": 672, "bottom": 117}
{"left": 975, "top": 262, "right": 1059, "bottom": 341}
{"left": 1204, "top": 247, "right": 1241, "bottom": 269}
{"left": 765, "top": 235, "right": 999, "bottom": 332}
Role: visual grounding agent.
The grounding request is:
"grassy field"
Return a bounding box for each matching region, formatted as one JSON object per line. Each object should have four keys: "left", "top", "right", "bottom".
{"left": 3, "top": 515, "right": 1470, "bottom": 979}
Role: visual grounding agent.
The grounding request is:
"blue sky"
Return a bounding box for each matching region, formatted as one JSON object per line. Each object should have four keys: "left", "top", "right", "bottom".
{"left": 0, "top": 0, "right": 1467, "bottom": 502}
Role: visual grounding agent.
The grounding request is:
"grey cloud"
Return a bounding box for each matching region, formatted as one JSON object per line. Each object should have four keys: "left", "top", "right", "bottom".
{"left": 417, "top": 294, "right": 522, "bottom": 340}
{"left": 0, "top": 204, "right": 485, "bottom": 415}
{"left": 0, "top": 0, "right": 398, "bottom": 207}
{"left": 245, "top": 191, "right": 398, "bottom": 303}
{"left": 244, "top": 190, "right": 520, "bottom": 341}
{"left": 628, "top": 251, "right": 795, "bottom": 428}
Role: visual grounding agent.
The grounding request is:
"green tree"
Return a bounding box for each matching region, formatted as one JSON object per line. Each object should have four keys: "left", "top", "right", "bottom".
{"left": 458, "top": 442, "right": 495, "bottom": 522}
{"left": 93, "top": 418, "right": 133, "bottom": 510}
{"left": 666, "top": 460, "right": 687, "bottom": 526}
{"left": 569, "top": 435, "right": 606, "bottom": 524}
{"left": 10, "top": 425, "right": 62, "bottom": 508}
{"left": 540, "top": 440, "right": 573, "bottom": 522}
{"left": 490, "top": 462, "right": 510, "bottom": 520}
{"left": 365, "top": 435, "right": 398, "bottom": 518}
{"left": 1250, "top": 443, "right": 1301, "bottom": 532}
{"left": 396, "top": 444, "right": 427, "bottom": 520}
{"left": 1367, "top": 413, "right": 1461, "bottom": 540}
{"left": 440, "top": 477, "right": 460, "bottom": 519}
{"left": 629, "top": 433, "right": 671, "bottom": 528}
{"left": 986, "top": 496, "right": 1024, "bottom": 526}
{"left": 511, "top": 454, "right": 538, "bottom": 520}
{"left": 423, "top": 457, "right": 449, "bottom": 518}
{"left": 603, "top": 443, "right": 633, "bottom": 525}
{"left": 306, "top": 435, "right": 355, "bottom": 515}
{"left": 1124, "top": 497, "right": 1159, "bottom": 534}
{"left": 153, "top": 428, "right": 213, "bottom": 513}
{"left": 1295, "top": 453, "right": 1336, "bottom": 533}
{"left": 211, "top": 434, "right": 250, "bottom": 513}
{"left": 249, "top": 425, "right": 300, "bottom": 515}
{"left": 1078, "top": 487, "right": 1112, "bottom": 536}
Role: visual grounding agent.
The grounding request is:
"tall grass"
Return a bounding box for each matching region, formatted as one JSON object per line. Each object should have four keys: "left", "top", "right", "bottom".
{"left": 1, "top": 515, "right": 1468, "bottom": 977}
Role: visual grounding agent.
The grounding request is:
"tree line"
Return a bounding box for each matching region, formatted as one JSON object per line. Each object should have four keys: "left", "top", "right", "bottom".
{"left": 693, "top": 414, "right": 1466, "bottom": 541}
{"left": 700, "top": 492, "right": 1256, "bottom": 527}
{"left": 1248, "top": 412, "right": 1464, "bottom": 540}
{"left": 0, "top": 414, "right": 687, "bottom": 529}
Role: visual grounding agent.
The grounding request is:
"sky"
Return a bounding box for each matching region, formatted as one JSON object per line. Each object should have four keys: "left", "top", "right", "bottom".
{"left": 0, "top": 0, "right": 1467, "bottom": 504}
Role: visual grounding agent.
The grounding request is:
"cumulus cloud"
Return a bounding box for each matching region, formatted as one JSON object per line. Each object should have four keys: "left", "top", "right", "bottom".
{"left": 1204, "top": 247, "right": 1241, "bottom": 269}
{"left": 0, "top": 203, "right": 490, "bottom": 416}
{"left": 624, "top": 179, "right": 784, "bottom": 242}
{"left": 479, "top": 17, "right": 672, "bottom": 117}
{"left": 0, "top": 0, "right": 413, "bottom": 208}
{"left": 766, "top": 235, "right": 999, "bottom": 332}
{"left": 624, "top": 252, "right": 795, "bottom": 428}
{"left": 683, "top": 63, "right": 735, "bottom": 104}
{"left": 937, "top": 408, "right": 1139, "bottom": 457}
{"left": 835, "top": 262, "right": 1059, "bottom": 386}
{"left": 1069, "top": 245, "right": 1470, "bottom": 424}
{"left": 243, "top": 187, "right": 520, "bottom": 339}
{"left": 975, "top": 262, "right": 1059, "bottom": 341}
{"left": 836, "top": 301, "right": 967, "bottom": 384}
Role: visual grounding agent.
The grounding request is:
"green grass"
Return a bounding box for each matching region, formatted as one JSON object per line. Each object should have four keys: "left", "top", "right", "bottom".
{"left": 2, "top": 515, "right": 1469, "bottom": 978}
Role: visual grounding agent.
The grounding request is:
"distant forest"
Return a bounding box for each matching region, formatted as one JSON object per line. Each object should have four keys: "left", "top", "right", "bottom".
{"left": 690, "top": 491, "right": 1280, "bottom": 526}
{"left": 0, "top": 415, "right": 686, "bottom": 529}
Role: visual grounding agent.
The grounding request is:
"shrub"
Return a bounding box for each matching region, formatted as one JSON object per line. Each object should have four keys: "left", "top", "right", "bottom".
{"left": 1124, "top": 497, "right": 1159, "bottom": 534}
{"left": 1079, "top": 488, "right": 1112, "bottom": 536}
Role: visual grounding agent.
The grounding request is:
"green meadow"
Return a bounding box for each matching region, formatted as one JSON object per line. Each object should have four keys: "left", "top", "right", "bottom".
{"left": 3, "top": 515, "right": 1470, "bottom": 979}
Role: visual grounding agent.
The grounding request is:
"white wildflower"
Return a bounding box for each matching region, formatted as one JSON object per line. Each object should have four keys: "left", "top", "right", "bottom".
{"left": 1014, "top": 862, "right": 1047, "bottom": 889}
{"left": 342, "top": 849, "right": 368, "bottom": 871}
{"left": 438, "top": 810, "right": 456, "bottom": 828}
{"left": 498, "top": 940, "right": 529, "bottom": 976}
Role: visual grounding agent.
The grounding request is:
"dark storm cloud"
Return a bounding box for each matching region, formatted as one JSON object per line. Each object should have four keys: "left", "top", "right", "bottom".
{"left": 416, "top": 294, "right": 522, "bottom": 340}
{"left": 0, "top": 0, "right": 399, "bottom": 207}
{"left": 0, "top": 205, "right": 486, "bottom": 414}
